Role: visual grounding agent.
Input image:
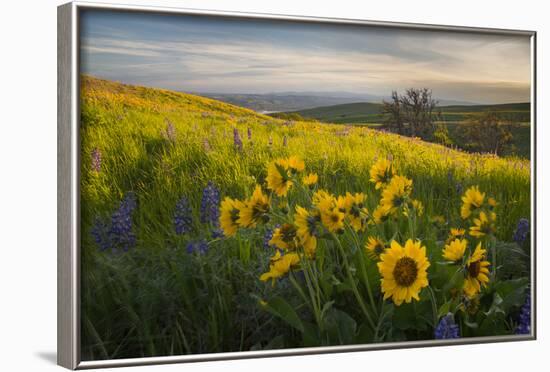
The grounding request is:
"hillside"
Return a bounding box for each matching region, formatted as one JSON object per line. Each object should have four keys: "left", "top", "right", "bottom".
{"left": 80, "top": 76, "right": 531, "bottom": 359}
{"left": 80, "top": 75, "right": 529, "bottom": 241}
{"left": 285, "top": 101, "right": 531, "bottom": 124}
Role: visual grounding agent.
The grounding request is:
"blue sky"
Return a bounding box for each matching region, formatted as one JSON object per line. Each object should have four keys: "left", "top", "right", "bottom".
{"left": 80, "top": 9, "right": 531, "bottom": 103}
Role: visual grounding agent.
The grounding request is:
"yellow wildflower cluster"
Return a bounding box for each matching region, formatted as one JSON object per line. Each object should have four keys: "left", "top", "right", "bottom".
{"left": 439, "top": 185, "right": 496, "bottom": 299}
{"left": 220, "top": 156, "right": 496, "bottom": 306}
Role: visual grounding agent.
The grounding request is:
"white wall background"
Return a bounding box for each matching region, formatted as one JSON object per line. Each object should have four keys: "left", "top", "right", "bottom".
{"left": 0, "top": 0, "right": 546, "bottom": 370}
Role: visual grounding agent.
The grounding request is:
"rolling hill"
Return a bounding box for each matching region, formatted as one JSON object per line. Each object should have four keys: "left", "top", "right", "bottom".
{"left": 284, "top": 101, "right": 531, "bottom": 124}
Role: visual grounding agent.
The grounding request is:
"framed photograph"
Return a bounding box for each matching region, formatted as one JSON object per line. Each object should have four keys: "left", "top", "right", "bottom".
{"left": 57, "top": 1, "right": 536, "bottom": 369}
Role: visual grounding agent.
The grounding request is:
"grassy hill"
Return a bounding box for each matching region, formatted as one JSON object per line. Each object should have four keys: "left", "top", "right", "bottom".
{"left": 80, "top": 76, "right": 531, "bottom": 359}
{"left": 281, "top": 101, "right": 531, "bottom": 158}
{"left": 286, "top": 101, "right": 530, "bottom": 124}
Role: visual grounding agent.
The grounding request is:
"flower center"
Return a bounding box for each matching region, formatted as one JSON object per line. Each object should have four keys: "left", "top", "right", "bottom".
{"left": 374, "top": 243, "right": 385, "bottom": 256}
{"left": 468, "top": 261, "right": 481, "bottom": 278}
{"left": 393, "top": 257, "right": 418, "bottom": 287}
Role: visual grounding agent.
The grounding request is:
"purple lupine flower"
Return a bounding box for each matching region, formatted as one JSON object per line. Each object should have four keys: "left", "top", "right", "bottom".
{"left": 434, "top": 313, "right": 460, "bottom": 339}
{"left": 513, "top": 218, "right": 530, "bottom": 245}
{"left": 91, "top": 148, "right": 101, "bottom": 172}
{"left": 283, "top": 135, "right": 288, "bottom": 147}
{"left": 108, "top": 193, "right": 137, "bottom": 252}
{"left": 200, "top": 182, "right": 220, "bottom": 226}
{"left": 203, "top": 138, "right": 211, "bottom": 152}
{"left": 174, "top": 196, "right": 193, "bottom": 235}
{"left": 515, "top": 294, "right": 531, "bottom": 335}
{"left": 233, "top": 128, "right": 243, "bottom": 151}
{"left": 164, "top": 118, "right": 176, "bottom": 142}
{"left": 186, "top": 240, "right": 209, "bottom": 255}
{"left": 263, "top": 228, "right": 274, "bottom": 249}
{"left": 91, "top": 216, "right": 110, "bottom": 251}
{"left": 247, "top": 127, "right": 252, "bottom": 141}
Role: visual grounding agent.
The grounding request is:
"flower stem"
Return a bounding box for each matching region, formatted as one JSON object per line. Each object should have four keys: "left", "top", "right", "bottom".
{"left": 330, "top": 232, "right": 376, "bottom": 332}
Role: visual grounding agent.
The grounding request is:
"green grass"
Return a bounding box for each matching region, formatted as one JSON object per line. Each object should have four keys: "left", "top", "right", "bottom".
{"left": 80, "top": 76, "right": 531, "bottom": 360}
{"left": 281, "top": 102, "right": 531, "bottom": 158}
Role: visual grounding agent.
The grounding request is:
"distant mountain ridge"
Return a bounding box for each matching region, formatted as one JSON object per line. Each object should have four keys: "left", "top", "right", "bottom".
{"left": 196, "top": 92, "right": 480, "bottom": 113}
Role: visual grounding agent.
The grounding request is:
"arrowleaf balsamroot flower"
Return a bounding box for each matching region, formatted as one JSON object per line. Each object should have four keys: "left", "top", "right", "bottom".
{"left": 269, "top": 223, "right": 298, "bottom": 251}
{"left": 267, "top": 160, "right": 293, "bottom": 197}
{"left": 378, "top": 239, "right": 430, "bottom": 306}
{"left": 260, "top": 250, "right": 300, "bottom": 285}
{"left": 302, "top": 173, "right": 318, "bottom": 187}
{"left": 238, "top": 185, "right": 271, "bottom": 228}
{"left": 461, "top": 186, "right": 485, "bottom": 219}
{"left": 369, "top": 158, "right": 396, "bottom": 190}
{"left": 380, "top": 175, "right": 413, "bottom": 214}
{"left": 463, "top": 243, "right": 490, "bottom": 298}
{"left": 294, "top": 206, "right": 320, "bottom": 257}
{"left": 443, "top": 238, "right": 467, "bottom": 262}
{"left": 469, "top": 211, "right": 496, "bottom": 238}
{"left": 365, "top": 236, "right": 386, "bottom": 260}
{"left": 219, "top": 197, "right": 246, "bottom": 237}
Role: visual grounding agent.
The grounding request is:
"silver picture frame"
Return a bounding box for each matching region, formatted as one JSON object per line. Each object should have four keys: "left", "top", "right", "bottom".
{"left": 58, "top": 1, "right": 537, "bottom": 369}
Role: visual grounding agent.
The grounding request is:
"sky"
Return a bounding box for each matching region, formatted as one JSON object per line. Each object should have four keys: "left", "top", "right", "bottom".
{"left": 80, "top": 9, "right": 532, "bottom": 104}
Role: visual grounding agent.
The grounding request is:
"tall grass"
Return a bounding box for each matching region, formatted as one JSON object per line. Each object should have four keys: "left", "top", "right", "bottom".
{"left": 80, "top": 76, "right": 530, "bottom": 360}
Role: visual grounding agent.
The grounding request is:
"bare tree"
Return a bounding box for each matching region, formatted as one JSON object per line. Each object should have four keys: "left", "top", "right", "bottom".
{"left": 382, "top": 88, "right": 441, "bottom": 140}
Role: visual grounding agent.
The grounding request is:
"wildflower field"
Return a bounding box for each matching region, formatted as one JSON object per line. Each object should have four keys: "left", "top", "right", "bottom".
{"left": 80, "top": 76, "right": 532, "bottom": 360}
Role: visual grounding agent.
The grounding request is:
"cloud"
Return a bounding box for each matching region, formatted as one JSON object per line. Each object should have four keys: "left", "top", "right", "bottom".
{"left": 80, "top": 10, "right": 531, "bottom": 103}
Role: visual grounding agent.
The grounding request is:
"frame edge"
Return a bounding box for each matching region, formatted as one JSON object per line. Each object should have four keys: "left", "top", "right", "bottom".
{"left": 58, "top": 2, "right": 78, "bottom": 370}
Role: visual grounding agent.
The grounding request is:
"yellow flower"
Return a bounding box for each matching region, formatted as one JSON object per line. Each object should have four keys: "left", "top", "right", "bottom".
{"left": 463, "top": 243, "right": 490, "bottom": 298}
{"left": 287, "top": 156, "right": 305, "bottom": 173}
{"left": 370, "top": 158, "right": 396, "bottom": 190}
{"left": 312, "top": 189, "right": 334, "bottom": 208}
{"left": 373, "top": 204, "right": 392, "bottom": 224}
{"left": 461, "top": 186, "right": 485, "bottom": 219}
{"left": 446, "top": 228, "right": 466, "bottom": 244}
{"left": 260, "top": 251, "right": 300, "bottom": 285}
{"left": 431, "top": 215, "right": 446, "bottom": 226}
{"left": 219, "top": 197, "right": 246, "bottom": 237}
{"left": 294, "top": 206, "right": 319, "bottom": 257}
{"left": 302, "top": 173, "right": 318, "bottom": 186}
{"left": 267, "top": 160, "right": 293, "bottom": 197}
{"left": 469, "top": 211, "right": 495, "bottom": 237}
{"left": 380, "top": 175, "right": 413, "bottom": 213}
{"left": 320, "top": 206, "right": 345, "bottom": 233}
{"left": 377, "top": 239, "right": 430, "bottom": 306}
{"left": 338, "top": 192, "right": 368, "bottom": 232}
{"left": 365, "top": 236, "right": 386, "bottom": 260}
{"left": 488, "top": 197, "right": 497, "bottom": 208}
{"left": 411, "top": 199, "right": 424, "bottom": 216}
{"left": 443, "top": 238, "right": 467, "bottom": 262}
{"left": 269, "top": 223, "right": 298, "bottom": 251}
{"left": 238, "top": 185, "right": 270, "bottom": 228}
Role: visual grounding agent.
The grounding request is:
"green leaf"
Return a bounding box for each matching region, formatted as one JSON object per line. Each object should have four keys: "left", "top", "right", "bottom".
{"left": 438, "top": 301, "right": 452, "bottom": 318}
{"left": 323, "top": 308, "right": 357, "bottom": 345}
{"left": 263, "top": 296, "right": 304, "bottom": 333}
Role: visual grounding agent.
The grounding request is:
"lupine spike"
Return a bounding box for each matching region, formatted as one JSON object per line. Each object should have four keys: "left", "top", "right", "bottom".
{"left": 434, "top": 313, "right": 460, "bottom": 339}
{"left": 515, "top": 294, "right": 531, "bottom": 334}
{"left": 174, "top": 196, "right": 193, "bottom": 235}
{"left": 200, "top": 182, "right": 221, "bottom": 227}
{"left": 91, "top": 148, "right": 102, "bottom": 172}
{"left": 108, "top": 193, "right": 137, "bottom": 252}
{"left": 233, "top": 128, "right": 243, "bottom": 151}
